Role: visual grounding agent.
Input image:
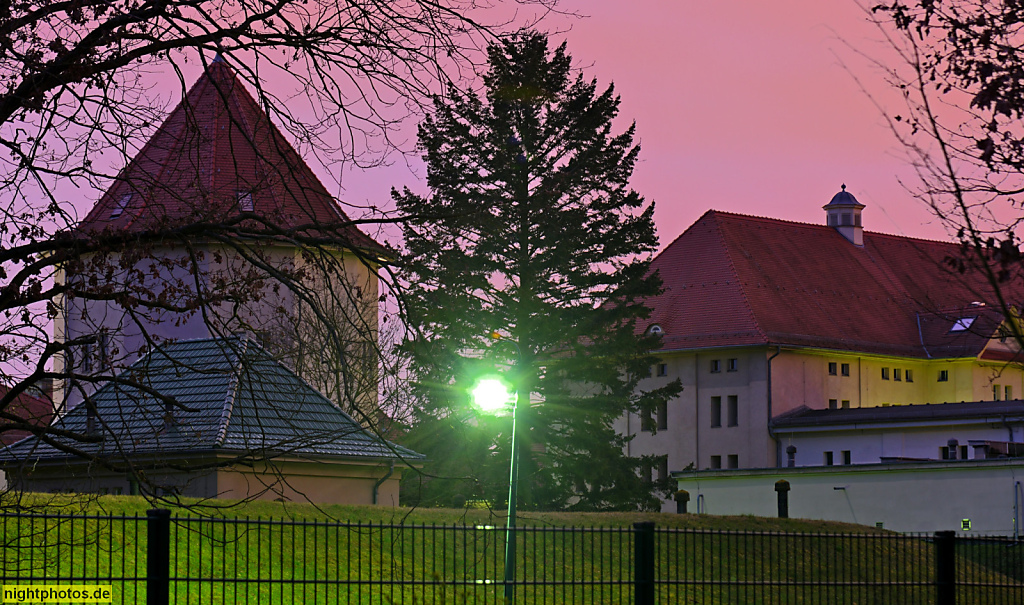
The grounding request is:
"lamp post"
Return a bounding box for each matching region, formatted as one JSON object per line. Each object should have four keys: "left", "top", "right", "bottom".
{"left": 470, "top": 342, "right": 522, "bottom": 603}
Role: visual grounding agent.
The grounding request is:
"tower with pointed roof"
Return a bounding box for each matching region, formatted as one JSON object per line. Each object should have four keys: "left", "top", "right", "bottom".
{"left": 56, "top": 60, "right": 386, "bottom": 415}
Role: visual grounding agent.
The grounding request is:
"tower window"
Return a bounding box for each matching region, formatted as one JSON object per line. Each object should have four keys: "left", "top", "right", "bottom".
{"left": 109, "top": 193, "right": 132, "bottom": 218}
{"left": 727, "top": 454, "right": 738, "bottom": 469}
{"left": 938, "top": 370, "right": 949, "bottom": 382}
{"left": 727, "top": 358, "right": 738, "bottom": 372}
{"left": 824, "top": 451, "right": 834, "bottom": 466}
{"left": 710, "top": 397, "right": 722, "bottom": 428}
{"left": 710, "top": 359, "right": 721, "bottom": 373}
{"left": 828, "top": 398, "right": 838, "bottom": 410}
{"left": 881, "top": 368, "right": 890, "bottom": 380}
{"left": 657, "top": 363, "right": 667, "bottom": 377}
{"left": 828, "top": 362, "right": 837, "bottom": 376}
{"left": 842, "top": 451, "right": 851, "bottom": 465}
{"left": 993, "top": 385, "right": 1001, "bottom": 401}
{"left": 657, "top": 400, "right": 668, "bottom": 431}
{"left": 710, "top": 455, "right": 722, "bottom": 470}
{"left": 894, "top": 368, "right": 902, "bottom": 382}
{"left": 841, "top": 363, "right": 850, "bottom": 376}
{"left": 841, "top": 400, "right": 850, "bottom": 409}
{"left": 905, "top": 369, "right": 913, "bottom": 382}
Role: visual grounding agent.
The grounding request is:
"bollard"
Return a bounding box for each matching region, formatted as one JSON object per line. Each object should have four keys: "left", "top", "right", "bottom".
{"left": 674, "top": 490, "right": 690, "bottom": 514}
{"left": 775, "top": 480, "right": 790, "bottom": 519}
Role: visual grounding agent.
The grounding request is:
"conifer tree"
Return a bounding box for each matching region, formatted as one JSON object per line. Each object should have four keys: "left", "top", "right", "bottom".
{"left": 396, "top": 32, "right": 679, "bottom": 511}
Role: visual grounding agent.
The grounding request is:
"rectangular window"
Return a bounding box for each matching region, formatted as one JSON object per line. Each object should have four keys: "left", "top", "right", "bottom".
{"left": 938, "top": 370, "right": 949, "bottom": 382}
{"left": 828, "top": 362, "right": 837, "bottom": 376}
{"left": 727, "top": 358, "right": 738, "bottom": 372}
{"left": 710, "top": 359, "right": 721, "bottom": 373}
{"left": 828, "top": 398, "right": 838, "bottom": 410}
{"left": 824, "top": 451, "right": 834, "bottom": 466}
{"left": 881, "top": 367, "right": 890, "bottom": 380}
{"left": 98, "top": 331, "right": 109, "bottom": 368}
{"left": 1006, "top": 385, "right": 1013, "bottom": 400}
{"left": 640, "top": 409, "right": 654, "bottom": 432}
{"left": 81, "top": 342, "right": 93, "bottom": 372}
{"left": 727, "top": 454, "right": 739, "bottom": 469}
{"left": 905, "top": 369, "right": 913, "bottom": 383}
{"left": 657, "top": 458, "right": 668, "bottom": 482}
{"left": 994, "top": 385, "right": 1001, "bottom": 401}
{"left": 727, "top": 395, "right": 738, "bottom": 426}
{"left": 841, "top": 399, "right": 850, "bottom": 409}
{"left": 894, "top": 368, "right": 902, "bottom": 382}
{"left": 237, "top": 191, "right": 254, "bottom": 212}
{"left": 842, "top": 450, "right": 851, "bottom": 465}
{"left": 710, "top": 455, "right": 722, "bottom": 470}
{"left": 657, "top": 400, "right": 668, "bottom": 431}
{"left": 961, "top": 445, "right": 968, "bottom": 460}
{"left": 841, "top": 363, "right": 850, "bottom": 377}
{"left": 656, "top": 363, "right": 667, "bottom": 377}
{"left": 710, "top": 396, "right": 722, "bottom": 428}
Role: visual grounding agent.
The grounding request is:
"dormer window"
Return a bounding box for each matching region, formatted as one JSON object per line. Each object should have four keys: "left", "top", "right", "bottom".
{"left": 109, "top": 193, "right": 132, "bottom": 218}
{"left": 237, "top": 191, "right": 254, "bottom": 212}
{"left": 950, "top": 317, "right": 976, "bottom": 332}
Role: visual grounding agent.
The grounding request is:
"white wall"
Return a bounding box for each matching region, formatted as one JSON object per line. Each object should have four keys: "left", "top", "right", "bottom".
{"left": 674, "top": 460, "right": 1024, "bottom": 535}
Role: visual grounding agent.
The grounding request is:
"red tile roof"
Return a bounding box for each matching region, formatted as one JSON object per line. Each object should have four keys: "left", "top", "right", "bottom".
{"left": 80, "top": 59, "right": 383, "bottom": 253}
{"left": 646, "top": 210, "right": 1015, "bottom": 358}
{"left": 0, "top": 385, "right": 53, "bottom": 446}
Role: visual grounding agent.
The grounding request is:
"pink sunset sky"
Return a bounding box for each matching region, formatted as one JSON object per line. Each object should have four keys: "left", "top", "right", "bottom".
{"left": 333, "top": 0, "right": 949, "bottom": 249}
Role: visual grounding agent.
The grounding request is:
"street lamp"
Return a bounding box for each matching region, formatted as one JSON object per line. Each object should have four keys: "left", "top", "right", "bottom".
{"left": 471, "top": 367, "right": 521, "bottom": 602}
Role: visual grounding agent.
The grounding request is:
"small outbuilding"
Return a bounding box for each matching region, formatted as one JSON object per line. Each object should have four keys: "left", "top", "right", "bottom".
{"left": 1, "top": 337, "right": 421, "bottom": 505}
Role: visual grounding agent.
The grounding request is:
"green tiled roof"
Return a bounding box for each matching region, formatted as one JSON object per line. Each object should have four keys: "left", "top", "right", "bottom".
{"left": 2, "top": 337, "right": 421, "bottom": 463}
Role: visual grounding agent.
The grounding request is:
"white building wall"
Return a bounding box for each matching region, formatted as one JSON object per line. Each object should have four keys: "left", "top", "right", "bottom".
{"left": 674, "top": 460, "right": 1024, "bottom": 535}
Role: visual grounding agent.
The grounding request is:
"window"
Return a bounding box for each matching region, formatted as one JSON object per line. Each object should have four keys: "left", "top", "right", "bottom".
{"left": 1006, "top": 386, "right": 1013, "bottom": 400}
{"left": 710, "top": 359, "right": 721, "bottom": 373}
{"left": 641, "top": 408, "right": 654, "bottom": 432}
{"left": 994, "top": 385, "right": 1002, "bottom": 401}
{"left": 237, "top": 191, "right": 254, "bottom": 212}
{"left": 828, "top": 398, "right": 838, "bottom": 410}
{"left": 727, "top": 395, "right": 738, "bottom": 427}
{"left": 828, "top": 362, "right": 837, "bottom": 376}
{"left": 81, "top": 342, "right": 93, "bottom": 372}
{"left": 710, "top": 455, "right": 722, "bottom": 470}
{"left": 727, "top": 454, "right": 739, "bottom": 469}
{"left": 656, "top": 363, "right": 667, "bottom": 377}
{"left": 841, "top": 399, "right": 850, "bottom": 409}
{"left": 842, "top": 451, "right": 851, "bottom": 465}
{"left": 657, "top": 458, "right": 668, "bottom": 482}
{"left": 905, "top": 369, "right": 913, "bottom": 383}
{"left": 824, "top": 451, "right": 834, "bottom": 466}
{"left": 710, "top": 397, "right": 722, "bottom": 428}
{"left": 727, "top": 358, "right": 738, "bottom": 372}
{"left": 647, "top": 324, "right": 663, "bottom": 335}
{"left": 109, "top": 193, "right": 132, "bottom": 218}
{"left": 881, "top": 367, "right": 890, "bottom": 380}
{"left": 938, "top": 370, "right": 949, "bottom": 382}
{"left": 657, "top": 400, "right": 668, "bottom": 431}
{"left": 894, "top": 368, "right": 902, "bottom": 382}
{"left": 950, "top": 317, "right": 976, "bottom": 332}
{"left": 98, "top": 331, "right": 109, "bottom": 368}
{"left": 940, "top": 445, "right": 969, "bottom": 460}
{"left": 841, "top": 363, "right": 850, "bottom": 377}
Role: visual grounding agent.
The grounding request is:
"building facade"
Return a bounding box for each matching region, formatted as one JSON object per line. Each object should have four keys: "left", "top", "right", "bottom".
{"left": 622, "top": 188, "right": 1024, "bottom": 513}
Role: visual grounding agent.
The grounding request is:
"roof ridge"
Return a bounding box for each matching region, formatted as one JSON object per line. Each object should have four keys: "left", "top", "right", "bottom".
{"left": 708, "top": 209, "right": 959, "bottom": 248}
{"left": 214, "top": 336, "right": 248, "bottom": 447}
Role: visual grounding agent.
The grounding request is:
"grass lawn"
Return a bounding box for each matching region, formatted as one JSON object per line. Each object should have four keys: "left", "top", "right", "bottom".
{"left": 1, "top": 493, "right": 1020, "bottom": 604}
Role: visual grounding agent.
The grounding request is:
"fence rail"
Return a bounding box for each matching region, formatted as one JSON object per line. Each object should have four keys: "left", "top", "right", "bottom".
{"left": 1, "top": 510, "right": 1021, "bottom": 604}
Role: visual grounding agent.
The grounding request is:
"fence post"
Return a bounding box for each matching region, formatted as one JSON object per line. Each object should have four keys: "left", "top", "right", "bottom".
{"left": 147, "top": 509, "right": 171, "bottom": 605}
{"left": 934, "top": 530, "right": 956, "bottom": 605}
{"left": 633, "top": 522, "right": 655, "bottom": 605}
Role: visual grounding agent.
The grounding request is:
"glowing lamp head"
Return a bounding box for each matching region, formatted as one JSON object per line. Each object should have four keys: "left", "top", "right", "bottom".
{"left": 472, "top": 377, "right": 514, "bottom": 413}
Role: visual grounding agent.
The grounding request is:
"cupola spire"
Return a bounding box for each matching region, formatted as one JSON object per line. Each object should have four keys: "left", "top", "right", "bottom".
{"left": 823, "top": 184, "right": 865, "bottom": 246}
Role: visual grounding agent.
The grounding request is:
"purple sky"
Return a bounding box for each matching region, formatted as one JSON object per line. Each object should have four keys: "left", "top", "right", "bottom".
{"left": 337, "top": 1, "right": 949, "bottom": 249}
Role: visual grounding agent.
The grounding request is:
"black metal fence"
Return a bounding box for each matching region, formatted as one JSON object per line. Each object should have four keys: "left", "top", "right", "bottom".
{"left": 1, "top": 510, "right": 1021, "bottom": 604}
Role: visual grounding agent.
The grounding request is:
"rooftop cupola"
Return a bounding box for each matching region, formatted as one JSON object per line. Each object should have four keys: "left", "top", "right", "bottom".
{"left": 823, "top": 184, "right": 865, "bottom": 246}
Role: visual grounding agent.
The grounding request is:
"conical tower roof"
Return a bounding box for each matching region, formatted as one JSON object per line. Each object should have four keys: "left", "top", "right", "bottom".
{"left": 80, "top": 59, "right": 383, "bottom": 253}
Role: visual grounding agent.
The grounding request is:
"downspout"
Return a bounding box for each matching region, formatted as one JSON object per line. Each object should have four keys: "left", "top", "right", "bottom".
{"left": 694, "top": 352, "right": 700, "bottom": 470}
{"left": 1015, "top": 481, "right": 1021, "bottom": 541}
{"left": 1002, "top": 415, "right": 1016, "bottom": 443}
{"left": 372, "top": 460, "right": 395, "bottom": 505}
{"left": 767, "top": 346, "right": 782, "bottom": 467}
